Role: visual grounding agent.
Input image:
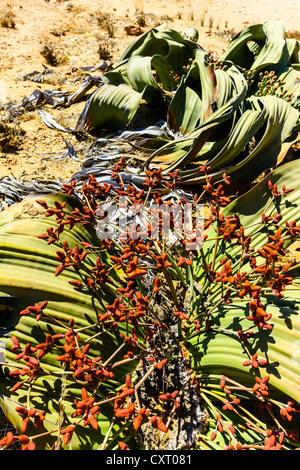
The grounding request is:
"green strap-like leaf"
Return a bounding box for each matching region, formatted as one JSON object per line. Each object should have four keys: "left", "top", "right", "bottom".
{"left": 117, "top": 29, "right": 169, "bottom": 64}
{"left": 196, "top": 158, "right": 300, "bottom": 276}
{"left": 167, "top": 77, "right": 202, "bottom": 133}
{"left": 0, "top": 195, "right": 138, "bottom": 449}
{"left": 188, "top": 290, "right": 300, "bottom": 401}
{"left": 76, "top": 83, "right": 143, "bottom": 131}
{"left": 189, "top": 159, "right": 300, "bottom": 401}
{"left": 185, "top": 49, "right": 218, "bottom": 123}
{"left": 221, "top": 21, "right": 289, "bottom": 73}
{"left": 171, "top": 94, "right": 299, "bottom": 186}
{"left": 276, "top": 66, "right": 300, "bottom": 111}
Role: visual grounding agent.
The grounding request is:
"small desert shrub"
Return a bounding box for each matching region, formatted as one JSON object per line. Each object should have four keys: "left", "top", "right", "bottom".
{"left": 0, "top": 121, "right": 25, "bottom": 151}
{"left": 96, "top": 35, "right": 115, "bottom": 60}
{"left": 95, "top": 11, "right": 115, "bottom": 38}
{"left": 159, "top": 14, "right": 174, "bottom": 23}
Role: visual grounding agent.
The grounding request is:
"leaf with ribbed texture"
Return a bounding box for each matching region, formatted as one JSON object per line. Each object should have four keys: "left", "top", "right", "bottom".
{"left": 142, "top": 66, "right": 247, "bottom": 172}
{"left": 167, "top": 94, "right": 299, "bottom": 187}
{"left": 276, "top": 66, "right": 300, "bottom": 111}
{"left": 127, "top": 54, "right": 177, "bottom": 93}
{"left": 117, "top": 29, "right": 169, "bottom": 64}
{"left": 220, "top": 21, "right": 288, "bottom": 72}
{"left": 75, "top": 83, "right": 143, "bottom": 132}
{"left": 76, "top": 27, "right": 201, "bottom": 133}
{"left": 117, "top": 27, "right": 199, "bottom": 71}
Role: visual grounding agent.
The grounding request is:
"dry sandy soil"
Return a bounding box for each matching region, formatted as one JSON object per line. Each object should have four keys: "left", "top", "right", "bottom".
{"left": 0, "top": 0, "right": 299, "bottom": 182}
